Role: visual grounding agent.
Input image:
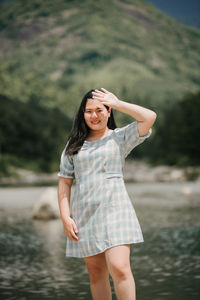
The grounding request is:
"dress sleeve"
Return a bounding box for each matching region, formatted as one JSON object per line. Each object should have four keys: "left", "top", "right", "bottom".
{"left": 113, "top": 120, "right": 152, "bottom": 158}
{"left": 57, "top": 145, "right": 74, "bottom": 179}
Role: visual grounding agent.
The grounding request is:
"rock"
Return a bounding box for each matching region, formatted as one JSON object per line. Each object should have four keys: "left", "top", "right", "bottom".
{"left": 0, "top": 167, "right": 58, "bottom": 186}
{"left": 123, "top": 160, "right": 187, "bottom": 182}
{"left": 31, "top": 187, "right": 60, "bottom": 220}
{"left": 180, "top": 186, "right": 193, "bottom": 195}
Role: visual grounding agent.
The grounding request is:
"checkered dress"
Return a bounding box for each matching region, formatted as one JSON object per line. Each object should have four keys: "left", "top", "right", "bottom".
{"left": 58, "top": 121, "right": 152, "bottom": 258}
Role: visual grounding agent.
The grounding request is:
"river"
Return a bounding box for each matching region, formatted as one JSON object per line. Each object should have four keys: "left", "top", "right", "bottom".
{"left": 0, "top": 182, "right": 199, "bottom": 300}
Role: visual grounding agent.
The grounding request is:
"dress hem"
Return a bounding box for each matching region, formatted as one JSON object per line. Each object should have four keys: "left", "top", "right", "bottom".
{"left": 65, "top": 239, "right": 144, "bottom": 258}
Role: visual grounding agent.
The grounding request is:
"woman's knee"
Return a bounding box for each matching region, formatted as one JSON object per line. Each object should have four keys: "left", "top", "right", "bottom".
{"left": 84, "top": 254, "right": 109, "bottom": 284}
{"left": 105, "top": 245, "right": 132, "bottom": 280}
{"left": 108, "top": 260, "right": 132, "bottom": 280}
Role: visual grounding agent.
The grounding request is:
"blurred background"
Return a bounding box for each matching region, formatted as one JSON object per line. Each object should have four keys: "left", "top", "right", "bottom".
{"left": 0, "top": 0, "right": 200, "bottom": 299}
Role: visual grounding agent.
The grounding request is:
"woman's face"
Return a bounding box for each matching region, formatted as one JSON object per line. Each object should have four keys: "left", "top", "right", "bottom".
{"left": 84, "top": 99, "right": 111, "bottom": 131}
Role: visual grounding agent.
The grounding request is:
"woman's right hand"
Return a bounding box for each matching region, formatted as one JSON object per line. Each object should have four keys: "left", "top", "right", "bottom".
{"left": 63, "top": 217, "right": 79, "bottom": 241}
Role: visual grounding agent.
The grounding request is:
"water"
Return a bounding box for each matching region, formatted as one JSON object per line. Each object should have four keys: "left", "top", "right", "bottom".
{"left": 0, "top": 182, "right": 200, "bottom": 300}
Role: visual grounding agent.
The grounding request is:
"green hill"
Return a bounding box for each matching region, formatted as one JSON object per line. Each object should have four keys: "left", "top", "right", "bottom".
{"left": 0, "top": 0, "right": 200, "bottom": 176}
{"left": 0, "top": 0, "right": 200, "bottom": 121}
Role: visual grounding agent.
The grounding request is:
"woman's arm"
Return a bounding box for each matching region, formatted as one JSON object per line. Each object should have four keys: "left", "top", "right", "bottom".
{"left": 58, "top": 177, "right": 72, "bottom": 220}
{"left": 57, "top": 177, "right": 79, "bottom": 241}
{"left": 114, "top": 100, "right": 156, "bottom": 136}
{"left": 92, "top": 88, "right": 157, "bottom": 136}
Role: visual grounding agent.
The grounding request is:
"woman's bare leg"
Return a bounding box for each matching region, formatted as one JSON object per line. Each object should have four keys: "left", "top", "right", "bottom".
{"left": 83, "top": 251, "right": 112, "bottom": 300}
{"left": 105, "top": 244, "right": 136, "bottom": 300}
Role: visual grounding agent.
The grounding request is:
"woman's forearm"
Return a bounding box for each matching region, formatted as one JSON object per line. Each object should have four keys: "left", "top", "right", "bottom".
{"left": 116, "top": 100, "right": 157, "bottom": 123}
{"left": 115, "top": 100, "right": 157, "bottom": 136}
{"left": 57, "top": 178, "right": 72, "bottom": 222}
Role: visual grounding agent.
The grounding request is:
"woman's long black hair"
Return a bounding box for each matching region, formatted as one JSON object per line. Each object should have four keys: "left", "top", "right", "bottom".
{"left": 65, "top": 89, "right": 117, "bottom": 155}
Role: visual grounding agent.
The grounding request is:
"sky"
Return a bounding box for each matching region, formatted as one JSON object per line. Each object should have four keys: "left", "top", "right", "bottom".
{"left": 146, "top": 0, "right": 200, "bottom": 17}
{"left": 0, "top": 0, "right": 199, "bottom": 17}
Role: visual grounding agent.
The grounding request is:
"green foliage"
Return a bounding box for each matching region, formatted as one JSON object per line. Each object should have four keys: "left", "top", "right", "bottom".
{"left": 0, "top": 0, "right": 200, "bottom": 174}
{"left": 0, "top": 94, "right": 71, "bottom": 174}
{"left": 0, "top": 90, "right": 200, "bottom": 178}
{"left": 148, "top": 91, "right": 200, "bottom": 166}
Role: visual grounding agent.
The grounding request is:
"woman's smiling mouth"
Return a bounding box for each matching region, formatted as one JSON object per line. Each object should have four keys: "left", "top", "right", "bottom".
{"left": 91, "top": 121, "right": 101, "bottom": 124}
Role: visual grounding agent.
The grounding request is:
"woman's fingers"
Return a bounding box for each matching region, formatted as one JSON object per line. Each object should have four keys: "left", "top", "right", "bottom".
{"left": 94, "top": 89, "right": 105, "bottom": 94}
{"left": 71, "top": 220, "right": 79, "bottom": 240}
{"left": 71, "top": 230, "right": 79, "bottom": 241}
{"left": 92, "top": 91, "right": 104, "bottom": 98}
{"left": 101, "top": 87, "right": 109, "bottom": 93}
{"left": 92, "top": 96, "right": 105, "bottom": 101}
{"left": 64, "top": 217, "right": 79, "bottom": 241}
{"left": 92, "top": 88, "right": 113, "bottom": 106}
{"left": 93, "top": 88, "right": 109, "bottom": 96}
{"left": 72, "top": 221, "right": 79, "bottom": 234}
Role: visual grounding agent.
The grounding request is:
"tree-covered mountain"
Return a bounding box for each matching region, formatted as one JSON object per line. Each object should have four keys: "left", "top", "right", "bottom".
{"left": 0, "top": 0, "right": 200, "bottom": 121}
{"left": 0, "top": 0, "right": 200, "bottom": 176}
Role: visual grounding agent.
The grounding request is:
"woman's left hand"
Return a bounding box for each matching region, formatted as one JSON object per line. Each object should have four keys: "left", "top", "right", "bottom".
{"left": 92, "top": 88, "right": 120, "bottom": 109}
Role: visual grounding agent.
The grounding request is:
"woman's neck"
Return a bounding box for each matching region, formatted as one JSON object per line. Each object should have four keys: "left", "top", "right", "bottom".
{"left": 86, "top": 127, "right": 110, "bottom": 141}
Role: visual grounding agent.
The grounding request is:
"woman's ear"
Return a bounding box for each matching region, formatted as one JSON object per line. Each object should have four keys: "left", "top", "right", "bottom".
{"left": 108, "top": 108, "right": 111, "bottom": 118}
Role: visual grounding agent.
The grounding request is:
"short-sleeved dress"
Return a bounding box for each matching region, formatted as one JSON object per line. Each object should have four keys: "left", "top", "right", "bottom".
{"left": 58, "top": 120, "right": 152, "bottom": 258}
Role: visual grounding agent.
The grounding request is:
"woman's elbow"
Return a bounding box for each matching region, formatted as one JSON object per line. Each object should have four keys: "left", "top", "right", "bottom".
{"left": 149, "top": 111, "right": 157, "bottom": 125}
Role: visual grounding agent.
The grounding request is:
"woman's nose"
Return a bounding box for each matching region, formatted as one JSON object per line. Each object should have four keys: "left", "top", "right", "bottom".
{"left": 91, "top": 111, "right": 98, "bottom": 118}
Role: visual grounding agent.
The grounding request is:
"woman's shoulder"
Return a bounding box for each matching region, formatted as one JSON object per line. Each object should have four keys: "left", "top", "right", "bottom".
{"left": 112, "top": 121, "right": 137, "bottom": 135}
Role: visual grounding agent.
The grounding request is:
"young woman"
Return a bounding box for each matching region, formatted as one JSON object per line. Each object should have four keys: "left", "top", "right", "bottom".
{"left": 57, "top": 88, "right": 157, "bottom": 300}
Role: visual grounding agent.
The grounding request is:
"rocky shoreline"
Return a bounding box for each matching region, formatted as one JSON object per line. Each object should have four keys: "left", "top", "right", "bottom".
{"left": 0, "top": 160, "right": 199, "bottom": 186}
{"left": 123, "top": 160, "right": 200, "bottom": 183}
